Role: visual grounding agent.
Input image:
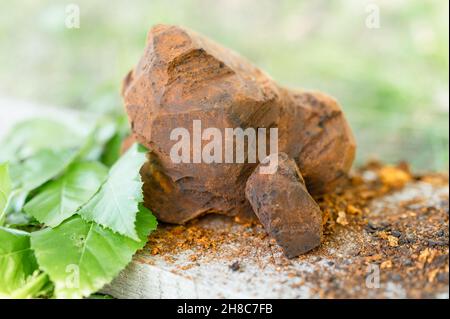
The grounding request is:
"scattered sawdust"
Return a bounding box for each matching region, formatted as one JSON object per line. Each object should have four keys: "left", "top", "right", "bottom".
{"left": 139, "top": 161, "right": 449, "bottom": 298}
{"left": 378, "top": 165, "right": 412, "bottom": 188}
{"left": 377, "top": 231, "right": 399, "bottom": 247}
{"left": 381, "top": 260, "right": 393, "bottom": 269}
{"left": 336, "top": 211, "right": 349, "bottom": 226}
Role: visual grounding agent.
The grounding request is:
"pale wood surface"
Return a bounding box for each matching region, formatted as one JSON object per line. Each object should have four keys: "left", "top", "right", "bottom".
{"left": 101, "top": 181, "right": 449, "bottom": 299}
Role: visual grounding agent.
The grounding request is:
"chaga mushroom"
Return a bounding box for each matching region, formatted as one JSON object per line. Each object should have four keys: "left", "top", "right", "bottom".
{"left": 122, "top": 24, "right": 356, "bottom": 256}
{"left": 245, "top": 153, "right": 322, "bottom": 257}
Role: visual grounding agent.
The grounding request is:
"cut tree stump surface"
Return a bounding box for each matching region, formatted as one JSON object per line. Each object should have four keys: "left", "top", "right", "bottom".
{"left": 1, "top": 99, "right": 449, "bottom": 299}
{"left": 102, "top": 181, "right": 449, "bottom": 299}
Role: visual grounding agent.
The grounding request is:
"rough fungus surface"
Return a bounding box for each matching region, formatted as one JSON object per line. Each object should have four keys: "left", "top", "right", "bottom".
{"left": 245, "top": 153, "right": 322, "bottom": 257}
{"left": 122, "top": 24, "right": 356, "bottom": 256}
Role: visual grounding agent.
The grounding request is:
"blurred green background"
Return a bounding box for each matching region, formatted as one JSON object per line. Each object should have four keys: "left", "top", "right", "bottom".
{"left": 0, "top": 0, "right": 448, "bottom": 171}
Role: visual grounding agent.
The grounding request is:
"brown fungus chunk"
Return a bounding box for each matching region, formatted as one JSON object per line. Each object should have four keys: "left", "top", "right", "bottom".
{"left": 245, "top": 153, "right": 322, "bottom": 257}
{"left": 122, "top": 24, "right": 356, "bottom": 225}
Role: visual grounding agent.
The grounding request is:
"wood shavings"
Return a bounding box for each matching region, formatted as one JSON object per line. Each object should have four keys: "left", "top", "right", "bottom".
{"left": 132, "top": 162, "right": 449, "bottom": 298}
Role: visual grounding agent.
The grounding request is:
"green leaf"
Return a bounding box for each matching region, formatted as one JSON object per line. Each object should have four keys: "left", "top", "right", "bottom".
{"left": 24, "top": 162, "right": 108, "bottom": 227}
{"left": 5, "top": 210, "right": 38, "bottom": 229}
{"left": 78, "top": 144, "right": 147, "bottom": 240}
{"left": 100, "top": 115, "right": 130, "bottom": 167}
{"left": 0, "top": 119, "right": 83, "bottom": 163}
{"left": 31, "top": 205, "right": 157, "bottom": 299}
{"left": 77, "top": 115, "right": 129, "bottom": 165}
{"left": 8, "top": 272, "right": 50, "bottom": 299}
{"left": 0, "top": 163, "right": 12, "bottom": 224}
{"left": 0, "top": 227, "right": 49, "bottom": 298}
{"left": 10, "top": 148, "right": 77, "bottom": 191}
{"left": 0, "top": 163, "right": 11, "bottom": 209}
{"left": 100, "top": 133, "right": 124, "bottom": 167}
{"left": 78, "top": 117, "right": 118, "bottom": 162}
